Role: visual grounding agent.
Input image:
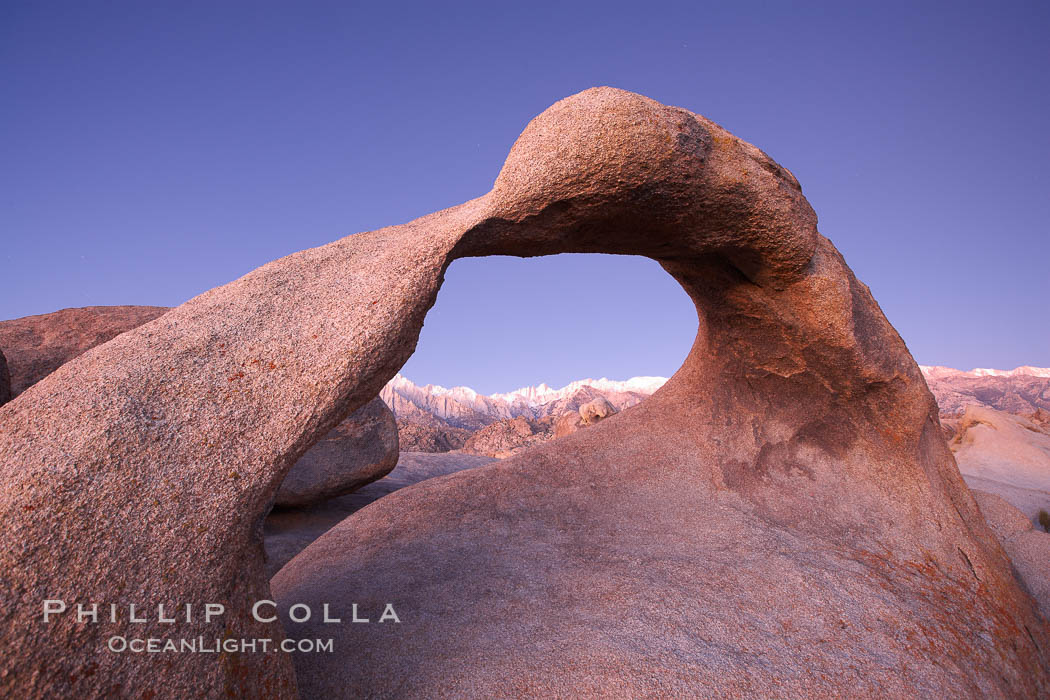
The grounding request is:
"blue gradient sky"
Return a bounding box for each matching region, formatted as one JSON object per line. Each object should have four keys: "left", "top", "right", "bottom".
{"left": 2, "top": 1, "right": 1047, "bottom": 393}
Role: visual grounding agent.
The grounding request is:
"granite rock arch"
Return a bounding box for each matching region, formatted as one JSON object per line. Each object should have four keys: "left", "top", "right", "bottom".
{"left": 1, "top": 88, "right": 1046, "bottom": 697}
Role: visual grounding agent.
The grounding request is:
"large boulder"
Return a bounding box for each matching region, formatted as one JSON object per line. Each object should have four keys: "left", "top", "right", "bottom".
{"left": 553, "top": 409, "right": 583, "bottom": 438}
{"left": 579, "top": 396, "right": 617, "bottom": 425}
{"left": 553, "top": 397, "right": 618, "bottom": 439}
{"left": 0, "top": 305, "right": 168, "bottom": 397}
{"left": 2, "top": 88, "right": 1047, "bottom": 697}
{"left": 273, "top": 397, "right": 398, "bottom": 508}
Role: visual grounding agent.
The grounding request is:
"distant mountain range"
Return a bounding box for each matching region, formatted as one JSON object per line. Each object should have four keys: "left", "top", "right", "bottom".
{"left": 380, "top": 374, "right": 666, "bottom": 429}
{"left": 382, "top": 366, "right": 1050, "bottom": 429}
{"left": 920, "top": 365, "right": 1050, "bottom": 379}
{"left": 919, "top": 365, "right": 1050, "bottom": 416}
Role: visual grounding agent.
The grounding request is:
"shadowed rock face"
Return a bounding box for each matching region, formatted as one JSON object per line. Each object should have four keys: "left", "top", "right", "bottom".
{"left": 273, "top": 397, "right": 398, "bottom": 508}
{"left": 1, "top": 88, "right": 1047, "bottom": 698}
{"left": 264, "top": 451, "right": 496, "bottom": 579}
{"left": 0, "top": 350, "right": 10, "bottom": 406}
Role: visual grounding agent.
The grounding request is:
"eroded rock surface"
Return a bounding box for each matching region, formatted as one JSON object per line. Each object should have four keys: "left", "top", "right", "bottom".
{"left": 553, "top": 396, "right": 619, "bottom": 439}
{"left": 554, "top": 409, "right": 583, "bottom": 438}
{"left": 579, "top": 396, "right": 617, "bottom": 425}
{"left": 274, "top": 397, "right": 398, "bottom": 508}
{"left": 2, "top": 88, "right": 1048, "bottom": 698}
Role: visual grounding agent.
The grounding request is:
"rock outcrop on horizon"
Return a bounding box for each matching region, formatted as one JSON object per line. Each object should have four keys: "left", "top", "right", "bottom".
{"left": 3, "top": 88, "right": 1048, "bottom": 697}
{"left": 579, "top": 396, "right": 616, "bottom": 424}
{"left": 0, "top": 305, "right": 168, "bottom": 397}
{"left": 554, "top": 396, "right": 620, "bottom": 439}
{"left": 273, "top": 397, "right": 398, "bottom": 508}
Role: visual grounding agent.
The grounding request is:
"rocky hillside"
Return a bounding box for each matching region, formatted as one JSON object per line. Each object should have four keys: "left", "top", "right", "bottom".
{"left": 460, "top": 416, "right": 555, "bottom": 458}
{"left": 921, "top": 365, "right": 1050, "bottom": 415}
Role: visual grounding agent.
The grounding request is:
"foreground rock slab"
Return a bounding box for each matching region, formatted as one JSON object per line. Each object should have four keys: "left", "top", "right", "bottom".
{"left": 265, "top": 451, "right": 496, "bottom": 578}
{"left": 952, "top": 405, "right": 1050, "bottom": 526}
{"left": 2, "top": 88, "right": 1048, "bottom": 697}
{"left": 274, "top": 397, "right": 398, "bottom": 508}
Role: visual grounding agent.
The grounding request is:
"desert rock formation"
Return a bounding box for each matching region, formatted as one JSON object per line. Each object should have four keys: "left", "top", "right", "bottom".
{"left": 553, "top": 396, "right": 620, "bottom": 439}
{"left": 0, "top": 305, "right": 168, "bottom": 396}
{"left": 579, "top": 395, "right": 616, "bottom": 424}
{"left": 2, "top": 88, "right": 1048, "bottom": 697}
{"left": 553, "top": 409, "right": 583, "bottom": 438}
{"left": 972, "top": 490, "right": 1050, "bottom": 619}
{"left": 951, "top": 405, "right": 1050, "bottom": 527}
{"left": 273, "top": 397, "right": 398, "bottom": 508}
{"left": 395, "top": 418, "right": 471, "bottom": 452}
{"left": 460, "top": 415, "right": 554, "bottom": 458}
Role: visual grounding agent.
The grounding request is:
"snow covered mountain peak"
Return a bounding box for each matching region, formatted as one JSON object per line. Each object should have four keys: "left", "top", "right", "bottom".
{"left": 919, "top": 366, "right": 1050, "bottom": 379}
{"left": 381, "top": 373, "right": 669, "bottom": 428}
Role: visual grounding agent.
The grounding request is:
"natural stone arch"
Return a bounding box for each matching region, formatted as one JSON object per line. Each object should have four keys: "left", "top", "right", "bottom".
{"left": 1, "top": 88, "right": 1046, "bottom": 698}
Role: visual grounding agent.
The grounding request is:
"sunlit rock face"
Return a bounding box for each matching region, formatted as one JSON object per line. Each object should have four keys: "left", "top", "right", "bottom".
{"left": 2, "top": 88, "right": 1047, "bottom": 698}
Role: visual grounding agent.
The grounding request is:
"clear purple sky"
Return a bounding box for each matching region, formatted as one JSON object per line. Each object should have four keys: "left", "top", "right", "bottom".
{"left": 2, "top": 1, "right": 1047, "bottom": 393}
